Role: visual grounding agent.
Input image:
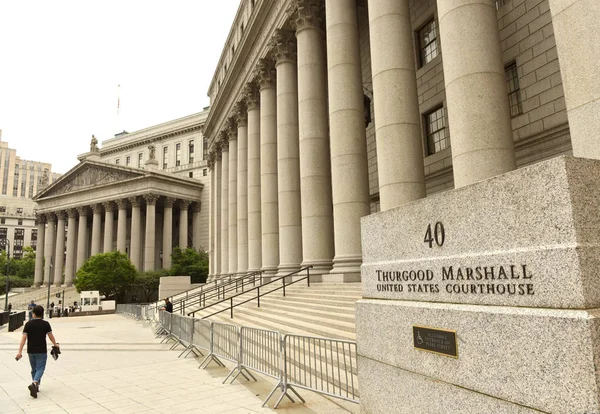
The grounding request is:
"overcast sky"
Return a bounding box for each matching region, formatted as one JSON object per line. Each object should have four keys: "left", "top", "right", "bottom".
{"left": 0, "top": 0, "right": 240, "bottom": 174}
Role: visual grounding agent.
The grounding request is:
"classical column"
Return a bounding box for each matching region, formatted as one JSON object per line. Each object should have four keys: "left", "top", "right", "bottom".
{"left": 43, "top": 214, "right": 55, "bottom": 286}
{"left": 64, "top": 209, "right": 77, "bottom": 286}
{"left": 76, "top": 207, "right": 88, "bottom": 271}
{"left": 235, "top": 102, "right": 249, "bottom": 274}
{"left": 129, "top": 196, "right": 142, "bottom": 270}
{"left": 163, "top": 197, "right": 174, "bottom": 269}
{"left": 33, "top": 215, "right": 46, "bottom": 287}
{"left": 53, "top": 211, "right": 66, "bottom": 287}
{"left": 290, "top": 0, "right": 334, "bottom": 275}
{"left": 192, "top": 202, "right": 202, "bottom": 251}
{"left": 103, "top": 202, "right": 114, "bottom": 253}
{"left": 208, "top": 153, "right": 217, "bottom": 278}
{"left": 326, "top": 0, "right": 370, "bottom": 281}
{"left": 549, "top": 0, "right": 600, "bottom": 159}
{"left": 116, "top": 199, "right": 128, "bottom": 253}
{"left": 270, "top": 34, "right": 303, "bottom": 276}
{"left": 227, "top": 122, "right": 239, "bottom": 274}
{"left": 221, "top": 136, "right": 230, "bottom": 275}
{"left": 90, "top": 203, "right": 103, "bottom": 255}
{"left": 257, "top": 59, "right": 280, "bottom": 277}
{"left": 245, "top": 83, "right": 262, "bottom": 273}
{"left": 144, "top": 194, "right": 159, "bottom": 271}
{"left": 438, "top": 0, "right": 516, "bottom": 187}
{"left": 179, "top": 200, "right": 191, "bottom": 248}
{"left": 215, "top": 149, "right": 223, "bottom": 276}
{"left": 368, "top": 0, "right": 425, "bottom": 210}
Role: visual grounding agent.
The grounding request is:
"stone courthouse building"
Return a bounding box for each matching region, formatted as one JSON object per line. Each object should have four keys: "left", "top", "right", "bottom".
{"left": 32, "top": 110, "right": 210, "bottom": 287}
{"left": 204, "top": 0, "right": 586, "bottom": 281}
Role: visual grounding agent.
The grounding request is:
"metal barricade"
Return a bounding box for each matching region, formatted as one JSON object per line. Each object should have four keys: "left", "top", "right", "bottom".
{"left": 271, "top": 334, "right": 358, "bottom": 408}
{"left": 199, "top": 322, "right": 249, "bottom": 381}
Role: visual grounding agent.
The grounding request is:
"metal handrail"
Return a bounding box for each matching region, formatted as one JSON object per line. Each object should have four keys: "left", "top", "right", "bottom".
{"left": 189, "top": 266, "right": 313, "bottom": 319}
{"left": 172, "top": 270, "right": 264, "bottom": 313}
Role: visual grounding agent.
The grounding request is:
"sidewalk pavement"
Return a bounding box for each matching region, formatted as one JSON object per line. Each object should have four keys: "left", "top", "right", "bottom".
{"left": 0, "top": 314, "right": 354, "bottom": 414}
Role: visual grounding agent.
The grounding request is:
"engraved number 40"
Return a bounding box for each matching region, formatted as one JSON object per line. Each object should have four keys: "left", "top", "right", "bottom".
{"left": 424, "top": 222, "right": 445, "bottom": 248}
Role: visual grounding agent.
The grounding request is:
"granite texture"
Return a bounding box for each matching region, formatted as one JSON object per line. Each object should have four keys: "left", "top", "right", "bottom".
{"left": 356, "top": 299, "right": 600, "bottom": 414}
{"left": 358, "top": 356, "right": 543, "bottom": 414}
{"left": 360, "top": 156, "right": 600, "bottom": 308}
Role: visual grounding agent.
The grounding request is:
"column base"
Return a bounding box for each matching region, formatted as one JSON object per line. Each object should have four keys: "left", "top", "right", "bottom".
{"left": 330, "top": 255, "right": 362, "bottom": 282}
{"left": 62, "top": 283, "right": 73, "bottom": 288}
{"left": 301, "top": 260, "right": 333, "bottom": 282}
{"left": 32, "top": 283, "right": 41, "bottom": 288}
{"left": 260, "top": 266, "right": 279, "bottom": 283}
{"left": 276, "top": 263, "right": 302, "bottom": 278}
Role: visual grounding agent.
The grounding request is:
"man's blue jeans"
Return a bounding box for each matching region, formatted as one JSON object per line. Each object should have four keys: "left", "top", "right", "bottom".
{"left": 28, "top": 353, "right": 47, "bottom": 384}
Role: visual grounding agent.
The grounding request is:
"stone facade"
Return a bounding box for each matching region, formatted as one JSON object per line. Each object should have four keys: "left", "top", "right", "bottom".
{"left": 204, "top": 0, "right": 572, "bottom": 281}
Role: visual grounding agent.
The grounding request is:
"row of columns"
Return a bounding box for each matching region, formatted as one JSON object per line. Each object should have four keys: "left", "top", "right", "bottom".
{"left": 208, "top": 0, "right": 524, "bottom": 280}
{"left": 33, "top": 196, "right": 200, "bottom": 287}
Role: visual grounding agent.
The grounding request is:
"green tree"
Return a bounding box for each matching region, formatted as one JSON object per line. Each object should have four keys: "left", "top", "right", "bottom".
{"left": 15, "top": 247, "right": 36, "bottom": 279}
{"left": 134, "top": 270, "right": 167, "bottom": 302}
{"left": 75, "top": 251, "right": 137, "bottom": 302}
{"left": 170, "top": 247, "right": 209, "bottom": 284}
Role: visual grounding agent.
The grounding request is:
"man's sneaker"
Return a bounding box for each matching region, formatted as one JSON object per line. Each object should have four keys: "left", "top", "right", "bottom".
{"left": 28, "top": 383, "right": 38, "bottom": 398}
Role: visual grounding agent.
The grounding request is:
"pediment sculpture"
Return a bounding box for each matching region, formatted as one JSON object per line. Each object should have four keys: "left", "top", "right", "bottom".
{"left": 47, "top": 166, "right": 141, "bottom": 196}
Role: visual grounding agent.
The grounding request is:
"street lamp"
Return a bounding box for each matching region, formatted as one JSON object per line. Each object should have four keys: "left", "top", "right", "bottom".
{"left": 3, "top": 240, "right": 9, "bottom": 311}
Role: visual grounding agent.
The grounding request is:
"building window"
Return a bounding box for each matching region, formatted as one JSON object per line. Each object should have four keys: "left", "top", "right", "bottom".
{"left": 0, "top": 206, "right": 5, "bottom": 213}
{"left": 18, "top": 219, "right": 23, "bottom": 225}
{"left": 505, "top": 62, "right": 522, "bottom": 117}
{"left": 189, "top": 140, "right": 195, "bottom": 163}
{"left": 418, "top": 19, "right": 439, "bottom": 67}
{"left": 14, "top": 229, "right": 24, "bottom": 259}
{"left": 16, "top": 207, "right": 23, "bottom": 214}
{"left": 29, "top": 174, "right": 34, "bottom": 198}
{"left": 163, "top": 146, "right": 169, "bottom": 169}
{"left": 0, "top": 227, "right": 6, "bottom": 252}
{"left": 126, "top": 156, "right": 131, "bottom": 166}
{"left": 189, "top": 172, "right": 194, "bottom": 178}
{"left": 203, "top": 169, "right": 208, "bottom": 176}
{"left": 176, "top": 143, "right": 181, "bottom": 166}
{"left": 203, "top": 136, "right": 208, "bottom": 160}
{"left": 115, "top": 158, "right": 120, "bottom": 165}
{"left": 31, "top": 229, "right": 38, "bottom": 250}
{"left": 425, "top": 106, "right": 450, "bottom": 155}
{"left": 0, "top": 218, "right": 4, "bottom": 224}
{"left": 138, "top": 153, "right": 144, "bottom": 168}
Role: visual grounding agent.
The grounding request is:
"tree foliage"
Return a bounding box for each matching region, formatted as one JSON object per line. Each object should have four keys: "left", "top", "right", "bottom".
{"left": 134, "top": 270, "right": 167, "bottom": 302}
{"left": 170, "top": 247, "right": 208, "bottom": 284}
{"left": 75, "top": 251, "right": 137, "bottom": 302}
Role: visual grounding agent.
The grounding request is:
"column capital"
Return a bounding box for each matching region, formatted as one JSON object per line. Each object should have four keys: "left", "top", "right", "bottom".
{"left": 144, "top": 193, "right": 159, "bottom": 205}
{"left": 226, "top": 119, "right": 237, "bottom": 141}
{"left": 91, "top": 203, "right": 103, "bottom": 214}
{"left": 67, "top": 209, "right": 78, "bottom": 219}
{"left": 129, "top": 196, "right": 141, "bottom": 207}
{"left": 288, "top": 0, "right": 324, "bottom": 32}
{"left": 255, "top": 58, "right": 277, "bottom": 90}
{"left": 56, "top": 211, "right": 66, "bottom": 220}
{"left": 234, "top": 101, "right": 248, "bottom": 126}
{"left": 164, "top": 197, "right": 176, "bottom": 208}
{"left": 220, "top": 131, "right": 230, "bottom": 152}
{"left": 193, "top": 202, "right": 201, "bottom": 213}
{"left": 35, "top": 213, "right": 46, "bottom": 225}
{"left": 270, "top": 30, "right": 297, "bottom": 64}
{"left": 76, "top": 206, "right": 89, "bottom": 216}
{"left": 243, "top": 82, "right": 260, "bottom": 110}
{"left": 207, "top": 151, "right": 217, "bottom": 170}
{"left": 102, "top": 201, "right": 115, "bottom": 212}
{"left": 45, "top": 212, "right": 56, "bottom": 222}
{"left": 179, "top": 200, "right": 192, "bottom": 210}
{"left": 115, "top": 198, "right": 128, "bottom": 210}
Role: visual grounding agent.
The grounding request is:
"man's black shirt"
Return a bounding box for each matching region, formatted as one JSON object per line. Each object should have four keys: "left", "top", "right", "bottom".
{"left": 165, "top": 302, "right": 173, "bottom": 313}
{"left": 23, "top": 319, "right": 52, "bottom": 354}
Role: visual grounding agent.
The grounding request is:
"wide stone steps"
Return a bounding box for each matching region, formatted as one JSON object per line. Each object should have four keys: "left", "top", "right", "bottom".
{"left": 190, "top": 282, "right": 362, "bottom": 341}
{"left": 10, "top": 286, "right": 79, "bottom": 310}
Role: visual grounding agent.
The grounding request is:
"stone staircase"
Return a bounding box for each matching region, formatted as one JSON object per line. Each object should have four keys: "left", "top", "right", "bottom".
{"left": 9, "top": 286, "right": 79, "bottom": 311}
{"left": 190, "top": 281, "right": 362, "bottom": 340}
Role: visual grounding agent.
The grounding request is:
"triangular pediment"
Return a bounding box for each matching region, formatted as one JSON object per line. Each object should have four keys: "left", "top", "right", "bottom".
{"left": 35, "top": 161, "right": 145, "bottom": 199}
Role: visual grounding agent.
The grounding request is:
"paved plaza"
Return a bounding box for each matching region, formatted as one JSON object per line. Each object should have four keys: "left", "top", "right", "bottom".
{"left": 0, "top": 314, "right": 352, "bottom": 414}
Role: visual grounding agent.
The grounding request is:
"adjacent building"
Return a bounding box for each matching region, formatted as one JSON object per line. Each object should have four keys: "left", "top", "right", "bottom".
{"left": 204, "top": 0, "right": 576, "bottom": 282}
{"left": 0, "top": 130, "right": 60, "bottom": 258}
{"left": 32, "top": 110, "right": 210, "bottom": 286}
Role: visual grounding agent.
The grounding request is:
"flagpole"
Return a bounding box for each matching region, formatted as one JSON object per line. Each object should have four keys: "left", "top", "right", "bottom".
{"left": 116, "top": 84, "right": 121, "bottom": 134}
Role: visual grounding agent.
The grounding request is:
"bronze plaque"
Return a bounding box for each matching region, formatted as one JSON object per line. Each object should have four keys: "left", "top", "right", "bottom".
{"left": 413, "top": 325, "right": 458, "bottom": 358}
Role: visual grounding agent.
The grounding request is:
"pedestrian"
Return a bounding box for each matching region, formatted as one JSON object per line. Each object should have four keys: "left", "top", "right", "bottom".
{"left": 27, "top": 300, "right": 36, "bottom": 321}
{"left": 8, "top": 303, "right": 12, "bottom": 313}
{"left": 15, "top": 305, "right": 60, "bottom": 398}
{"left": 161, "top": 298, "right": 173, "bottom": 313}
{"left": 50, "top": 302, "right": 55, "bottom": 318}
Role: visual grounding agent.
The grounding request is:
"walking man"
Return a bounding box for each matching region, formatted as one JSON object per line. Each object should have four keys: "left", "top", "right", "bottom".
{"left": 15, "top": 305, "right": 59, "bottom": 398}
{"left": 27, "top": 300, "right": 36, "bottom": 321}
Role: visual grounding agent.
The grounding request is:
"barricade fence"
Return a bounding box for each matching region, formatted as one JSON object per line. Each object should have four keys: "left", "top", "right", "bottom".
{"left": 116, "top": 304, "right": 359, "bottom": 408}
{"left": 8, "top": 311, "right": 26, "bottom": 332}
